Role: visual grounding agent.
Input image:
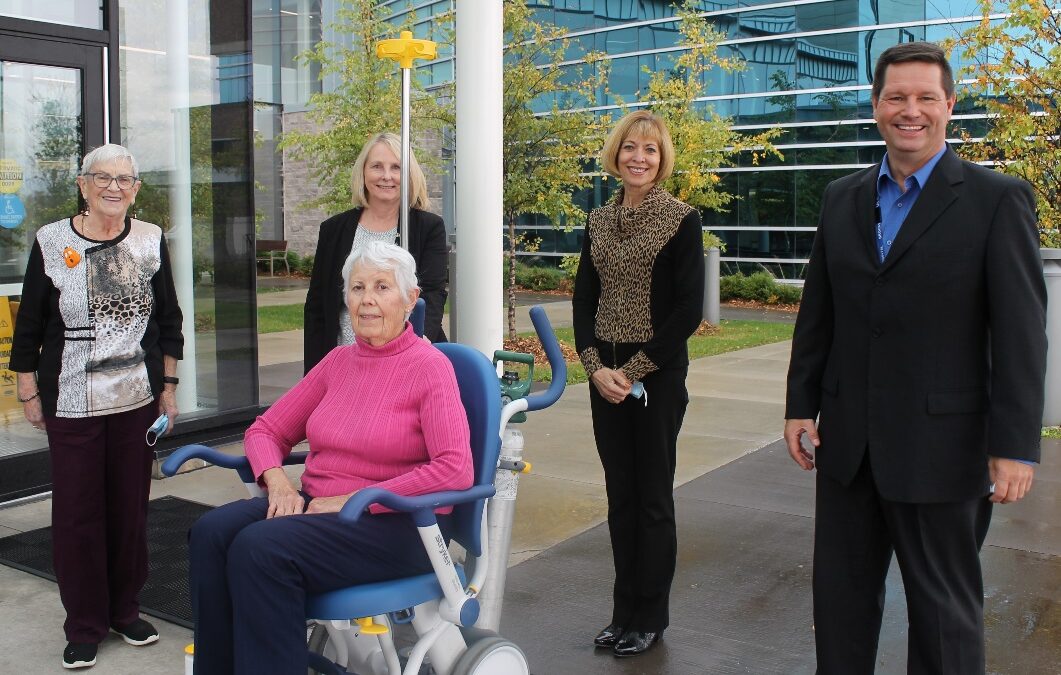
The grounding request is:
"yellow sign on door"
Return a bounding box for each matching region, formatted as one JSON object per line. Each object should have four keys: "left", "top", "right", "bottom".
{"left": 0, "top": 297, "right": 18, "bottom": 410}
{"left": 0, "top": 159, "right": 23, "bottom": 194}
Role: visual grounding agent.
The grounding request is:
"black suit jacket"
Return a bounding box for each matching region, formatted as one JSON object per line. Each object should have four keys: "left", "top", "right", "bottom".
{"left": 303, "top": 207, "right": 449, "bottom": 372}
{"left": 786, "top": 148, "right": 1047, "bottom": 503}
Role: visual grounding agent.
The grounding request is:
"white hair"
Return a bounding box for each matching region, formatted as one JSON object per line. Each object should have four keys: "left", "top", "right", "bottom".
{"left": 80, "top": 143, "right": 140, "bottom": 176}
{"left": 341, "top": 240, "right": 419, "bottom": 308}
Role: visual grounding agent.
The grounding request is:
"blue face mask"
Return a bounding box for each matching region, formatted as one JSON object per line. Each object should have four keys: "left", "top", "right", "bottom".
{"left": 629, "top": 381, "right": 647, "bottom": 407}
{"left": 146, "top": 413, "right": 169, "bottom": 446}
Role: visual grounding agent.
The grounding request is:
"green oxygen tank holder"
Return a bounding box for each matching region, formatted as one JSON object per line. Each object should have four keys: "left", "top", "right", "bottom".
{"left": 493, "top": 350, "right": 535, "bottom": 423}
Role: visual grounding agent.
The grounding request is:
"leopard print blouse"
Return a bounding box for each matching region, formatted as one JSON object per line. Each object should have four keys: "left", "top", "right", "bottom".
{"left": 577, "top": 185, "right": 695, "bottom": 381}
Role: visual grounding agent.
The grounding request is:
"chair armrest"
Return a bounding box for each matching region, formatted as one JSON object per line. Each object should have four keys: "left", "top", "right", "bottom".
{"left": 161, "top": 443, "right": 308, "bottom": 485}
{"left": 338, "top": 484, "right": 496, "bottom": 526}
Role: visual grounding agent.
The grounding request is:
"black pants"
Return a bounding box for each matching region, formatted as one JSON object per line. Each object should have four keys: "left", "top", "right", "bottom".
{"left": 590, "top": 366, "right": 688, "bottom": 632}
{"left": 46, "top": 402, "right": 157, "bottom": 643}
{"left": 813, "top": 457, "right": 993, "bottom": 675}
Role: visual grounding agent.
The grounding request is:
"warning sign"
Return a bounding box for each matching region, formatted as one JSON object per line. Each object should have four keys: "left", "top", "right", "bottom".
{"left": 0, "top": 159, "right": 23, "bottom": 194}
{"left": 0, "top": 297, "right": 18, "bottom": 411}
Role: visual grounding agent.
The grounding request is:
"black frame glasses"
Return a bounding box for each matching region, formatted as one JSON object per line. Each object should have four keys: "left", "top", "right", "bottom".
{"left": 84, "top": 172, "right": 139, "bottom": 190}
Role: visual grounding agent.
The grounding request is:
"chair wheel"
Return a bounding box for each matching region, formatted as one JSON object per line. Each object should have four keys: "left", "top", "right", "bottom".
{"left": 450, "top": 636, "right": 528, "bottom": 675}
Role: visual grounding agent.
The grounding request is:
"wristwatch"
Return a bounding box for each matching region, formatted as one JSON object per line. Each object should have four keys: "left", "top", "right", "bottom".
{"left": 162, "top": 376, "right": 180, "bottom": 385}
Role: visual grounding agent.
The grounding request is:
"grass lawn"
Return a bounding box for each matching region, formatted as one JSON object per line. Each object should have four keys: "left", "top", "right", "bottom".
{"left": 516, "top": 321, "right": 793, "bottom": 385}
{"left": 1044, "top": 426, "right": 1061, "bottom": 439}
{"left": 205, "top": 304, "right": 794, "bottom": 384}
{"left": 258, "top": 304, "right": 306, "bottom": 333}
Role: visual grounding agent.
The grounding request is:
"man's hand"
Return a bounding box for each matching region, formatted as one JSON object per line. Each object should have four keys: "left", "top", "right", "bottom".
{"left": 784, "top": 418, "right": 819, "bottom": 470}
{"left": 305, "top": 493, "right": 356, "bottom": 515}
{"left": 988, "top": 457, "right": 1034, "bottom": 504}
{"left": 262, "top": 467, "right": 304, "bottom": 518}
{"left": 590, "top": 367, "right": 632, "bottom": 405}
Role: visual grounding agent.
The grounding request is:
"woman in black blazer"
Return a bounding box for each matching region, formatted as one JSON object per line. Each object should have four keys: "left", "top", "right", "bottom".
{"left": 304, "top": 132, "right": 449, "bottom": 372}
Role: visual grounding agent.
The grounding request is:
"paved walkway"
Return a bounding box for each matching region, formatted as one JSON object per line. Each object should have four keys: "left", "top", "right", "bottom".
{"left": 0, "top": 293, "right": 1056, "bottom": 672}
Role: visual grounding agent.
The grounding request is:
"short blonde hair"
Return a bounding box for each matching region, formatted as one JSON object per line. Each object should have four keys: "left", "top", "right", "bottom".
{"left": 350, "top": 132, "right": 431, "bottom": 210}
{"left": 600, "top": 110, "right": 675, "bottom": 185}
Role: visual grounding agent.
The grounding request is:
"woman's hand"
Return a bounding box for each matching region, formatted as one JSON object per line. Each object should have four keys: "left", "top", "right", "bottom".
{"left": 262, "top": 467, "right": 304, "bottom": 518}
{"left": 159, "top": 389, "right": 179, "bottom": 433}
{"left": 305, "top": 492, "right": 356, "bottom": 515}
{"left": 591, "top": 367, "right": 632, "bottom": 405}
{"left": 23, "top": 398, "right": 46, "bottom": 431}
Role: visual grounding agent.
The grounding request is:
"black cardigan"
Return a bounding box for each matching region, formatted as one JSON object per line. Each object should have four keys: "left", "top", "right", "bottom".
{"left": 303, "top": 207, "right": 449, "bottom": 372}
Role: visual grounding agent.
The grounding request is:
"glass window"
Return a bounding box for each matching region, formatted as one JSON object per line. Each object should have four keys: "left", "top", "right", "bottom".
{"left": 119, "top": 0, "right": 258, "bottom": 420}
{"left": 0, "top": 0, "right": 102, "bottom": 29}
{"left": 0, "top": 61, "right": 81, "bottom": 288}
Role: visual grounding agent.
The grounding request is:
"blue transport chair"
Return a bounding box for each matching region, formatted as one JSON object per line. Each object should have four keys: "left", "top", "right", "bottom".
{"left": 163, "top": 304, "right": 566, "bottom": 674}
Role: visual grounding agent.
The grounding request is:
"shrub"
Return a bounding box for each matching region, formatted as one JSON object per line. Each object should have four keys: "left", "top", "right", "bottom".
{"left": 559, "top": 254, "right": 580, "bottom": 281}
{"left": 720, "top": 271, "right": 801, "bottom": 305}
{"left": 515, "top": 261, "right": 567, "bottom": 291}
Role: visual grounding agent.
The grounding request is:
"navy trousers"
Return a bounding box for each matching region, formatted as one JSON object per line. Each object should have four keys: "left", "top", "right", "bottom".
{"left": 589, "top": 366, "right": 689, "bottom": 633}
{"left": 46, "top": 402, "right": 158, "bottom": 643}
{"left": 189, "top": 496, "right": 450, "bottom": 675}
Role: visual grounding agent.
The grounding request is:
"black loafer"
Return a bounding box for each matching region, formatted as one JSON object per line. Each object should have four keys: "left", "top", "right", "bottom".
{"left": 613, "top": 630, "right": 661, "bottom": 657}
{"left": 593, "top": 623, "right": 624, "bottom": 648}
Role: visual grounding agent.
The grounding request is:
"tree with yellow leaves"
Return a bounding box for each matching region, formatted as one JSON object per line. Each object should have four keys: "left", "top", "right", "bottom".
{"left": 949, "top": 0, "right": 1061, "bottom": 247}
{"left": 634, "top": 0, "right": 782, "bottom": 213}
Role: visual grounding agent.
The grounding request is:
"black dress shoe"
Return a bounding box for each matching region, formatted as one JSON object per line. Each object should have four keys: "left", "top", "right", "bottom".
{"left": 613, "top": 630, "right": 662, "bottom": 657}
{"left": 593, "top": 623, "right": 624, "bottom": 648}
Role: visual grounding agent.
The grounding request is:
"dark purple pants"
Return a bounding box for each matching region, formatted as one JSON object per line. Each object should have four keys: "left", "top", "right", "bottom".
{"left": 46, "top": 401, "right": 158, "bottom": 643}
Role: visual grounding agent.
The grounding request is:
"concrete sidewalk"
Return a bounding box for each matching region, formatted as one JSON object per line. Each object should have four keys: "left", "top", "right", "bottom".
{"left": 1, "top": 312, "right": 1056, "bottom": 673}
{"left": 0, "top": 323, "right": 791, "bottom": 673}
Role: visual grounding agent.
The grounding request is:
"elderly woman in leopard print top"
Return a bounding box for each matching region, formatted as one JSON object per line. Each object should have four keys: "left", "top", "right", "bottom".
{"left": 572, "top": 110, "right": 704, "bottom": 658}
{"left": 10, "top": 143, "right": 183, "bottom": 669}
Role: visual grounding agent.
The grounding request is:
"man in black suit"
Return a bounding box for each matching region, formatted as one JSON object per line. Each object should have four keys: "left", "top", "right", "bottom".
{"left": 784, "top": 42, "right": 1047, "bottom": 674}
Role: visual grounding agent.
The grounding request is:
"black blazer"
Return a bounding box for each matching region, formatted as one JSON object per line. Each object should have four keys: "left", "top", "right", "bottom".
{"left": 304, "top": 207, "right": 449, "bottom": 372}
{"left": 786, "top": 148, "right": 1047, "bottom": 503}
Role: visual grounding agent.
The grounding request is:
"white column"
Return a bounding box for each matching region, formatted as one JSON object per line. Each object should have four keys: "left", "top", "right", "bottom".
{"left": 167, "top": 0, "right": 198, "bottom": 413}
{"left": 454, "top": 0, "right": 503, "bottom": 358}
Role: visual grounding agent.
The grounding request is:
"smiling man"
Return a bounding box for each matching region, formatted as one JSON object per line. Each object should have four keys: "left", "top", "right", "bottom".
{"left": 783, "top": 42, "right": 1047, "bottom": 673}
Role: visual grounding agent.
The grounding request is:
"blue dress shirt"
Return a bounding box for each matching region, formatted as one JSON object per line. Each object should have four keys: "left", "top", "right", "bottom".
{"left": 875, "top": 145, "right": 948, "bottom": 262}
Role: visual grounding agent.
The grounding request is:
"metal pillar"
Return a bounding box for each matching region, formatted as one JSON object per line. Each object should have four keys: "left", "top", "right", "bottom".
{"left": 454, "top": 0, "right": 504, "bottom": 359}
{"left": 1042, "top": 248, "right": 1061, "bottom": 426}
{"left": 703, "top": 247, "right": 720, "bottom": 325}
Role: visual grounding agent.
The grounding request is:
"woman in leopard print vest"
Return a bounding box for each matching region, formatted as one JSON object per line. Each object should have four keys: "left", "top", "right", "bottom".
{"left": 573, "top": 110, "right": 704, "bottom": 658}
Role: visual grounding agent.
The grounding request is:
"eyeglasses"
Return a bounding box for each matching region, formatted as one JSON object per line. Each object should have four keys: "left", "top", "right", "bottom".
{"left": 84, "top": 172, "right": 139, "bottom": 190}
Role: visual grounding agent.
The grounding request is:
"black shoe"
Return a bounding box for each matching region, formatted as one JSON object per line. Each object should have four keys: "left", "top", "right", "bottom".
{"left": 613, "top": 630, "right": 662, "bottom": 657}
{"left": 593, "top": 623, "right": 624, "bottom": 648}
{"left": 62, "top": 642, "right": 97, "bottom": 669}
{"left": 111, "top": 618, "right": 159, "bottom": 646}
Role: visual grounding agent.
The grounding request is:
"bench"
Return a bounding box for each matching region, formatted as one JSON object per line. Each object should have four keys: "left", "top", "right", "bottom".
{"left": 256, "top": 239, "right": 289, "bottom": 276}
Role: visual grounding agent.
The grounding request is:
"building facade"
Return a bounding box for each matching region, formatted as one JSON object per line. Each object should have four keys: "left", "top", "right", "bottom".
{"left": 259, "top": 1, "right": 997, "bottom": 280}
{"left": 0, "top": 1, "right": 261, "bottom": 500}
{"left": 0, "top": 0, "right": 1002, "bottom": 499}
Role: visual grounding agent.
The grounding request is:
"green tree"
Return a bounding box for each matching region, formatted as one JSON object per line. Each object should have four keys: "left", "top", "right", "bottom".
{"left": 278, "top": 0, "right": 453, "bottom": 213}
{"left": 501, "top": 1, "right": 609, "bottom": 338}
{"left": 949, "top": 0, "right": 1061, "bottom": 246}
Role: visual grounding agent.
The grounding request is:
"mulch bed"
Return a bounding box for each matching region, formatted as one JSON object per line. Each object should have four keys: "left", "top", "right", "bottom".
{"left": 502, "top": 336, "right": 580, "bottom": 367}
{"left": 724, "top": 299, "right": 800, "bottom": 313}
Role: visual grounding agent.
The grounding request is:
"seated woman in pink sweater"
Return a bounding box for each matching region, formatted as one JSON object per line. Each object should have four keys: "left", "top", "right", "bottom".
{"left": 188, "top": 241, "right": 473, "bottom": 675}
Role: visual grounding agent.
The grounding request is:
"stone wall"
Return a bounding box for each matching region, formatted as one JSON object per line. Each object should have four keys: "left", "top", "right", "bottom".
{"left": 280, "top": 110, "right": 448, "bottom": 257}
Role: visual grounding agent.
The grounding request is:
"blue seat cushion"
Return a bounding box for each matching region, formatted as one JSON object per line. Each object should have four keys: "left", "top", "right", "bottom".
{"left": 306, "top": 565, "right": 467, "bottom": 620}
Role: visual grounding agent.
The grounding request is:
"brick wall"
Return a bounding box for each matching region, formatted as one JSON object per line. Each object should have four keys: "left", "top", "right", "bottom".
{"left": 280, "top": 111, "right": 448, "bottom": 257}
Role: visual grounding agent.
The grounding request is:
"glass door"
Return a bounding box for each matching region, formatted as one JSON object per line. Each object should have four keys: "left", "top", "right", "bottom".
{"left": 0, "top": 34, "right": 104, "bottom": 500}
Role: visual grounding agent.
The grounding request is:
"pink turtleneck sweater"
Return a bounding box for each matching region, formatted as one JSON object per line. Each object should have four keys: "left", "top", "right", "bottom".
{"left": 244, "top": 324, "right": 473, "bottom": 513}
